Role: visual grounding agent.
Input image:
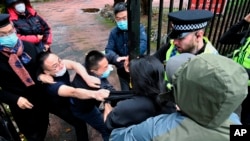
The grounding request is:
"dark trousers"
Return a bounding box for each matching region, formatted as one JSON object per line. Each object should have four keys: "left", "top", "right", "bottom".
{"left": 241, "top": 86, "right": 250, "bottom": 125}
{"left": 50, "top": 107, "right": 89, "bottom": 141}
{"left": 117, "top": 67, "right": 130, "bottom": 91}
{"left": 10, "top": 105, "right": 49, "bottom": 141}
{"left": 71, "top": 106, "right": 110, "bottom": 141}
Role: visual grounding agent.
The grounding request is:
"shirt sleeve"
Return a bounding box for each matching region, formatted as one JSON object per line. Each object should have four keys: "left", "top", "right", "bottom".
{"left": 153, "top": 43, "right": 171, "bottom": 63}
{"left": 105, "top": 28, "right": 120, "bottom": 64}
{"left": 44, "top": 81, "right": 64, "bottom": 96}
{"left": 105, "top": 97, "right": 156, "bottom": 131}
{"left": 219, "top": 19, "right": 249, "bottom": 45}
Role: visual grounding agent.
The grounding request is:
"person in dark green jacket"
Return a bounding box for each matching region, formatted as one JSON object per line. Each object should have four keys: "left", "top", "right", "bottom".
{"left": 110, "top": 53, "right": 248, "bottom": 141}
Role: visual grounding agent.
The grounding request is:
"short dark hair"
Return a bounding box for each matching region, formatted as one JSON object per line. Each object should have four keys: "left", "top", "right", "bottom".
{"left": 37, "top": 52, "right": 52, "bottom": 70}
{"left": 113, "top": 2, "right": 127, "bottom": 15}
{"left": 36, "top": 51, "right": 52, "bottom": 77}
{"left": 85, "top": 50, "right": 106, "bottom": 71}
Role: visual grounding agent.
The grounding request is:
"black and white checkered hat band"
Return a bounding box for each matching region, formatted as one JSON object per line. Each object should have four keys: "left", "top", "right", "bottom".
{"left": 173, "top": 21, "right": 208, "bottom": 31}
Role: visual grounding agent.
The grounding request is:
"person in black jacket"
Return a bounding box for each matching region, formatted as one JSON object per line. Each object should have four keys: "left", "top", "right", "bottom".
{"left": 219, "top": 13, "right": 250, "bottom": 125}
{"left": 105, "top": 2, "right": 147, "bottom": 91}
{"left": 5, "top": 0, "right": 52, "bottom": 52}
{"left": 0, "top": 13, "right": 49, "bottom": 141}
{"left": 103, "top": 55, "right": 177, "bottom": 132}
{"left": 37, "top": 51, "right": 110, "bottom": 141}
{"left": 219, "top": 13, "right": 250, "bottom": 45}
{"left": 71, "top": 50, "right": 115, "bottom": 141}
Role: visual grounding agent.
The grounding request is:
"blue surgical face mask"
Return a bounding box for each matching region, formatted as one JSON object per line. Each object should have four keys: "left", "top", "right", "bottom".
{"left": 101, "top": 65, "right": 113, "bottom": 78}
{"left": 117, "top": 20, "right": 128, "bottom": 30}
{"left": 0, "top": 32, "right": 18, "bottom": 48}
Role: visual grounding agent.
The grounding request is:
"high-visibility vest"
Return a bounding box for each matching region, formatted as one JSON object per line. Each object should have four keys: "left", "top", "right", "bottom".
{"left": 232, "top": 36, "right": 250, "bottom": 85}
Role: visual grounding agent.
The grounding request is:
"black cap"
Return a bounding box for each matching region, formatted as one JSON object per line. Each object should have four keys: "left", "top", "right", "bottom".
{"left": 0, "top": 14, "right": 10, "bottom": 28}
{"left": 168, "top": 9, "right": 213, "bottom": 39}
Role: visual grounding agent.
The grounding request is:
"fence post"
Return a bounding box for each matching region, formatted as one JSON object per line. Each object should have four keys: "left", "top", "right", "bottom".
{"left": 127, "top": 0, "right": 140, "bottom": 60}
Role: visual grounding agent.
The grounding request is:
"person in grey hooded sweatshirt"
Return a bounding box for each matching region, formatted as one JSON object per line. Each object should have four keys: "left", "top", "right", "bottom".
{"left": 109, "top": 53, "right": 248, "bottom": 141}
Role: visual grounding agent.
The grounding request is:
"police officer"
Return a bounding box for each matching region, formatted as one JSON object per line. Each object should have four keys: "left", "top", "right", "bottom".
{"left": 219, "top": 13, "right": 250, "bottom": 125}
{"left": 153, "top": 9, "right": 218, "bottom": 65}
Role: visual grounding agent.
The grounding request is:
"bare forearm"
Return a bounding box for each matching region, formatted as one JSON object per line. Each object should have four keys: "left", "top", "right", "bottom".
{"left": 73, "top": 62, "right": 90, "bottom": 81}
{"left": 73, "top": 88, "right": 96, "bottom": 99}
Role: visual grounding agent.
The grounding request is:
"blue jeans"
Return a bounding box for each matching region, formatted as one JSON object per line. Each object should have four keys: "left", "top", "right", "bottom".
{"left": 71, "top": 106, "right": 110, "bottom": 141}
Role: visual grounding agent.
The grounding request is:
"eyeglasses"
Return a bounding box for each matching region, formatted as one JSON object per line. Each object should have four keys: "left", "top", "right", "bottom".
{"left": 0, "top": 27, "right": 16, "bottom": 37}
{"left": 48, "top": 58, "right": 63, "bottom": 71}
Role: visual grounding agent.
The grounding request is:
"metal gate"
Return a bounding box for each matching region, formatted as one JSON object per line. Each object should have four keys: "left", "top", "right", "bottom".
{"left": 127, "top": 0, "right": 250, "bottom": 56}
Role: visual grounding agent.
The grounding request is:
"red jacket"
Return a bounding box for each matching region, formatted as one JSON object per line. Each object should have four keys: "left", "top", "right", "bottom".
{"left": 7, "top": 2, "right": 52, "bottom": 45}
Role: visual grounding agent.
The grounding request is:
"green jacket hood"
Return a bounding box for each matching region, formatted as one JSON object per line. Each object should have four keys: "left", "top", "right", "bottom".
{"left": 172, "top": 54, "right": 248, "bottom": 128}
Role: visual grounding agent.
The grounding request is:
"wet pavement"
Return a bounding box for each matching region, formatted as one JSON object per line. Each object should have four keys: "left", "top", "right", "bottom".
{"left": 30, "top": 0, "right": 172, "bottom": 140}
{"left": 32, "top": 0, "right": 117, "bottom": 140}
{"left": 28, "top": 0, "right": 242, "bottom": 140}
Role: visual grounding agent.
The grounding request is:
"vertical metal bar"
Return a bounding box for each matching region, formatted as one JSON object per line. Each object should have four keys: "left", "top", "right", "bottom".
{"left": 187, "top": 0, "right": 192, "bottom": 9}
{"left": 179, "top": 0, "right": 184, "bottom": 10}
{"left": 231, "top": 0, "right": 240, "bottom": 27}
{"left": 165, "top": 0, "right": 175, "bottom": 45}
{"left": 127, "top": 0, "right": 141, "bottom": 60}
{"left": 214, "top": 0, "right": 226, "bottom": 48}
{"left": 156, "top": 0, "right": 164, "bottom": 50}
{"left": 207, "top": 0, "right": 216, "bottom": 40}
{"left": 240, "top": 0, "right": 250, "bottom": 23}
{"left": 147, "top": 0, "right": 152, "bottom": 55}
{"left": 208, "top": 0, "right": 213, "bottom": 11}
{"left": 209, "top": 0, "right": 222, "bottom": 43}
{"left": 219, "top": 0, "right": 235, "bottom": 54}
{"left": 195, "top": 0, "right": 200, "bottom": 9}
{"left": 167, "top": 0, "right": 174, "bottom": 33}
{"left": 202, "top": 0, "right": 206, "bottom": 9}
{"left": 239, "top": 0, "right": 249, "bottom": 22}
{"left": 234, "top": 0, "right": 242, "bottom": 23}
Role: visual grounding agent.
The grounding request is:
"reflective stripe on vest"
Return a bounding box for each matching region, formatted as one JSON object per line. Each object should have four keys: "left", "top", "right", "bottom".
{"left": 232, "top": 36, "right": 250, "bottom": 85}
{"left": 233, "top": 36, "right": 250, "bottom": 68}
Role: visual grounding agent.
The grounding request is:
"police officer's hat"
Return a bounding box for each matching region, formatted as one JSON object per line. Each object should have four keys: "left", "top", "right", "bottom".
{"left": 168, "top": 9, "right": 213, "bottom": 39}
{"left": 0, "top": 14, "right": 10, "bottom": 28}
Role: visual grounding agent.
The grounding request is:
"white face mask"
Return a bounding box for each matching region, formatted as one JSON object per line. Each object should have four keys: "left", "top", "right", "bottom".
{"left": 14, "top": 3, "right": 26, "bottom": 13}
{"left": 54, "top": 65, "right": 67, "bottom": 77}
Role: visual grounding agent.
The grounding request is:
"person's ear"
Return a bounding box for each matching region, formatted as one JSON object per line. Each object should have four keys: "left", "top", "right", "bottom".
{"left": 195, "top": 32, "right": 200, "bottom": 38}
{"left": 90, "top": 69, "right": 95, "bottom": 73}
{"left": 196, "top": 30, "right": 204, "bottom": 38}
{"left": 194, "top": 31, "right": 202, "bottom": 42}
{"left": 90, "top": 69, "right": 98, "bottom": 75}
{"left": 43, "top": 69, "right": 50, "bottom": 75}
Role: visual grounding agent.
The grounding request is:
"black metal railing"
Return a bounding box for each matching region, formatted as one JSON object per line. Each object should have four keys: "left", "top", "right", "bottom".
{"left": 127, "top": 0, "right": 250, "bottom": 56}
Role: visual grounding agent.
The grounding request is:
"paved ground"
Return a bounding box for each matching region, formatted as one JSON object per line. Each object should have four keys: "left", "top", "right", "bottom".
{"left": 31, "top": 0, "right": 164, "bottom": 140}
{"left": 28, "top": 0, "right": 242, "bottom": 140}
{"left": 32, "top": 0, "right": 117, "bottom": 140}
